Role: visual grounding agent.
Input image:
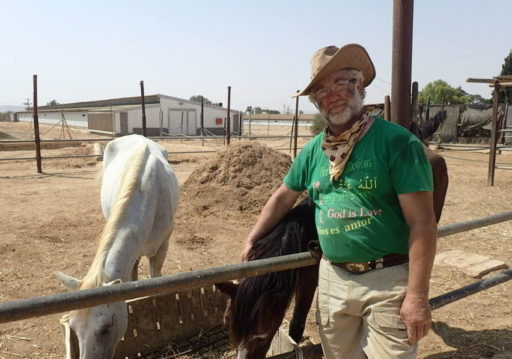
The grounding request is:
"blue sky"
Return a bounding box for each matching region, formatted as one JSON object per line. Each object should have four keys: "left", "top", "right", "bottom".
{"left": 1, "top": 0, "right": 510, "bottom": 113}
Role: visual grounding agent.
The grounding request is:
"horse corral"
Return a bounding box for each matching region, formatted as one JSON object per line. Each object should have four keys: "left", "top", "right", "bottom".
{"left": 0, "top": 121, "right": 511, "bottom": 358}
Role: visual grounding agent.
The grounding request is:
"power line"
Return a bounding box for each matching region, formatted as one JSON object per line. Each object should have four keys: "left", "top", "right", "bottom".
{"left": 375, "top": 77, "right": 391, "bottom": 85}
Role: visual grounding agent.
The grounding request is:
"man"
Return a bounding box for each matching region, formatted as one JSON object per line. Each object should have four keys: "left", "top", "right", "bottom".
{"left": 242, "top": 44, "right": 437, "bottom": 358}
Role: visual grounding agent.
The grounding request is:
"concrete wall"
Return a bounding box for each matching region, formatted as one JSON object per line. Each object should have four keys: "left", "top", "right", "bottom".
{"left": 17, "top": 111, "right": 88, "bottom": 127}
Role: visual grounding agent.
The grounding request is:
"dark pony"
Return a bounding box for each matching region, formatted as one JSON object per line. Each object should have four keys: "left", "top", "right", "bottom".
{"left": 216, "top": 197, "right": 318, "bottom": 359}
{"left": 411, "top": 110, "right": 449, "bottom": 222}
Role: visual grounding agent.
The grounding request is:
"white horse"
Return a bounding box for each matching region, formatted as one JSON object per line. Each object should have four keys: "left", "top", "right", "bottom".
{"left": 55, "top": 134, "right": 179, "bottom": 359}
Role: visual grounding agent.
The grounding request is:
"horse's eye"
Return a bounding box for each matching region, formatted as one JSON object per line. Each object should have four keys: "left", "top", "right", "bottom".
{"left": 97, "top": 315, "right": 114, "bottom": 336}
{"left": 97, "top": 324, "right": 112, "bottom": 336}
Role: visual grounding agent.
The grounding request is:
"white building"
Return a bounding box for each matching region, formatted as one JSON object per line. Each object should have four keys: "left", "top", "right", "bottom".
{"left": 16, "top": 94, "right": 242, "bottom": 136}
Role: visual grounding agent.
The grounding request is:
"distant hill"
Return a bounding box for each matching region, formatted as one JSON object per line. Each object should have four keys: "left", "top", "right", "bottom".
{"left": 0, "top": 105, "right": 25, "bottom": 112}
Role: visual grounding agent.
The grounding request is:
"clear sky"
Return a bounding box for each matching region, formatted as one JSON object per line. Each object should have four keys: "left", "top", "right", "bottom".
{"left": 1, "top": 0, "right": 510, "bottom": 114}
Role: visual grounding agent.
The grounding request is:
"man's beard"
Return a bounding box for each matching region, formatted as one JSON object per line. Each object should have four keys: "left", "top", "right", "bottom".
{"left": 324, "top": 90, "right": 364, "bottom": 128}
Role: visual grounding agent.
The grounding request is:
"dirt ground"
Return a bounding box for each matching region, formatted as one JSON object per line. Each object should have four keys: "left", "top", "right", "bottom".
{"left": 0, "top": 121, "right": 511, "bottom": 359}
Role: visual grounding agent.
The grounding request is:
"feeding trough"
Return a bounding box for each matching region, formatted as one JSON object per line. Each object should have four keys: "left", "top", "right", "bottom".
{"left": 62, "top": 285, "right": 228, "bottom": 358}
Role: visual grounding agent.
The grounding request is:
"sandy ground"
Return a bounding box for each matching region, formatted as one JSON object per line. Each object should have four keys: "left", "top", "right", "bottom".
{"left": 0, "top": 121, "right": 511, "bottom": 359}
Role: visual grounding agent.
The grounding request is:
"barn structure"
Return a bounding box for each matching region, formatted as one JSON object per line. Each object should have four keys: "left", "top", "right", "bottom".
{"left": 425, "top": 104, "right": 512, "bottom": 144}
{"left": 15, "top": 94, "right": 242, "bottom": 136}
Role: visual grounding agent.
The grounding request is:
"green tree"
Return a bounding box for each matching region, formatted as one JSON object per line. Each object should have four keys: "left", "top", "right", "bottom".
{"left": 245, "top": 106, "right": 253, "bottom": 114}
{"left": 418, "top": 80, "right": 472, "bottom": 105}
{"left": 467, "top": 94, "right": 492, "bottom": 105}
{"left": 189, "top": 95, "right": 212, "bottom": 105}
{"left": 310, "top": 113, "right": 326, "bottom": 135}
{"left": 500, "top": 49, "right": 512, "bottom": 103}
{"left": 251, "top": 107, "right": 280, "bottom": 114}
{"left": 46, "top": 99, "right": 59, "bottom": 107}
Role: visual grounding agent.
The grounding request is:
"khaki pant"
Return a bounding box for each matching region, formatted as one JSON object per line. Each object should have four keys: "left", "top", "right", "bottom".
{"left": 316, "top": 258, "right": 417, "bottom": 359}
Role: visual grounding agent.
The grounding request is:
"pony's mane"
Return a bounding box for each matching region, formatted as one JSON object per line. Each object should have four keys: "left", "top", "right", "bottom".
{"left": 79, "top": 143, "right": 149, "bottom": 291}
{"left": 230, "top": 198, "right": 316, "bottom": 346}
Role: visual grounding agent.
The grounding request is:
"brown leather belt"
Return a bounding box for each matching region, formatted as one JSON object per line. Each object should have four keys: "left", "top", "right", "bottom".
{"left": 323, "top": 253, "right": 409, "bottom": 274}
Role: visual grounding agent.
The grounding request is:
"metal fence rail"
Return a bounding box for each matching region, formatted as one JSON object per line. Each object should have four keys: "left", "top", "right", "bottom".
{"left": 430, "top": 269, "right": 512, "bottom": 309}
{"left": 0, "top": 134, "right": 310, "bottom": 162}
{"left": 0, "top": 253, "right": 317, "bottom": 324}
{"left": 0, "top": 134, "right": 313, "bottom": 145}
{"left": 437, "top": 210, "right": 512, "bottom": 237}
{"left": 0, "top": 210, "right": 511, "bottom": 324}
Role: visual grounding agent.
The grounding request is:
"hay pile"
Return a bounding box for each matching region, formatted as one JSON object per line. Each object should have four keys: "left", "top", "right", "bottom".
{"left": 179, "top": 141, "right": 292, "bottom": 217}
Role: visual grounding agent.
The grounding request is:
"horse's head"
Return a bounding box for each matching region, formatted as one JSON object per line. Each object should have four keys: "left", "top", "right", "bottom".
{"left": 215, "top": 281, "right": 290, "bottom": 359}
{"left": 55, "top": 272, "right": 128, "bottom": 359}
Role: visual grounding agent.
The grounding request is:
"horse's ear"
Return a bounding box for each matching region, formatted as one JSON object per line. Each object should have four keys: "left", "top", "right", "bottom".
{"left": 214, "top": 281, "right": 238, "bottom": 297}
{"left": 54, "top": 271, "right": 81, "bottom": 290}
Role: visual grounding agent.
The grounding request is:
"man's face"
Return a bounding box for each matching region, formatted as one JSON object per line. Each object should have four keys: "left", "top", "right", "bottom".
{"left": 312, "top": 69, "right": 364, "bottom": 129}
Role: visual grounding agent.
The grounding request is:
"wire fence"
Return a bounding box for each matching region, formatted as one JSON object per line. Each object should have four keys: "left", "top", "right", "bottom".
{"left": 0, "top": 132, "right": 313, "bottom": 164}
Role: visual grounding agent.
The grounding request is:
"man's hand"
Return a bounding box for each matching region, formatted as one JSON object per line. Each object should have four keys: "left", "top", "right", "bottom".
{"left": 241, "top": 239, "right": 253, "bottom": 261}
{"left": 400, "top": 294, "right": 432, "bottom": 343}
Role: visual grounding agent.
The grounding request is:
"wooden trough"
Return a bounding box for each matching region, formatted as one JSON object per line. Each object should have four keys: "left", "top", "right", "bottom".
{"left": 62, "top": 285, "right": 229, "bottom": 358}
{"left": 61, "top": 285, "right": 323, "bottom": 359}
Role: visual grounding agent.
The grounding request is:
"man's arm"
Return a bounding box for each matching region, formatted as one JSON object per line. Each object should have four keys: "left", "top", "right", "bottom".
{"left": 241, "top": 184, "right": 302, "bottom": 260}
{"left": 398, "top": 190, "right": 437, "bottom": 343}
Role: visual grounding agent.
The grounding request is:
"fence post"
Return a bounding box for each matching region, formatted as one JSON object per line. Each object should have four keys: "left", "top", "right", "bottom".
{"left": 140, "top": 81, "right": 147, "bottom": 137}
{"left": 201, "top": 96, "right": 204, "bottom": 146}
{"left": 488, "top": 82, "right": 500, "bottom": 186}
{"left": 32, "top": 75, "right": 42, "bottom": 173}
{"left": 391, "top": 0, "right": 414, "bottom": 129}
{"left": 425, "top": 96, "right": 431, "bottom": 124}
{"left": 248, "top": 113, "right": 252, "bottom": 137}
{"left": 411, "top": 81, "right": 418, "bottom": 125}
{"left": 238, "top": 112, "right": 242, "bottom": 139}
{"left": 293, "top": 93, "right": 299, "bottom": 158}
{"left": 384, "top": 96, "right": 391, "bottom": 122}
{"left": 226, "top": 86, "right": 231, "bottom": 145}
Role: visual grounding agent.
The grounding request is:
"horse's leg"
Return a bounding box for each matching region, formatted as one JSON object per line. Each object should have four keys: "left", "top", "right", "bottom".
{"left": 131, "top": 258, "right": 140, "bottom": 281}
{"left": 149, "top": 236, "right": 169, "bottom": 278}
{"left": 289, "top": 265, "right": 319, "bottom": 343}
{"left": 423, "top": 145, "right": 449, "bottom": 223}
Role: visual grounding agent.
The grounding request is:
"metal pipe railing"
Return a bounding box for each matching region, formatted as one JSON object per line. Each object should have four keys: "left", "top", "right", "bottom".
{"left": 430, "top": 269, "right": 512, "bottom": 309}
{"left": 437, "top": 210, "right": 512, "bottom": 237}
{"left": 0, "top": 134, "right": 313, "bottom": 145}
{"left": 0, "top": 253, "right": 317, "bottom": 324}
{"left": 0, "top": 148, "right": 305, "bottom": 162}
{"left": 0, "top": 210, "right": 510, "bottom": 324}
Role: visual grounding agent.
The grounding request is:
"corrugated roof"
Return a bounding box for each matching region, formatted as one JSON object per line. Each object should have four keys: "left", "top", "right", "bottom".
{"left": 32, "top": 95, "right": 161, "bottom": 111}
{"left": 18, "top": 103, "right": 159, "bottom": 114}
{"left": 21, "top": 94, "right": 242, "bottom": 114}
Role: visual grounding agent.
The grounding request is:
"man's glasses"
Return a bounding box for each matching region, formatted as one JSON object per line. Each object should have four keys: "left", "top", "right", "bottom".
{"left": 313, "top": 78, "right": 358, "bottom": 101}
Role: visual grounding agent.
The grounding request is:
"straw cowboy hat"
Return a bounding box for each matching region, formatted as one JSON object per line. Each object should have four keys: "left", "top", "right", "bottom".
{"left": 294, "top": 43, "right": 376, "bottom": 97}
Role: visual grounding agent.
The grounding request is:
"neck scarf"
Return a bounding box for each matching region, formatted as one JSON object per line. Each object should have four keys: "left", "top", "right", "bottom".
{"left": 322, "top": 113, "right": 372, "bottom": 182}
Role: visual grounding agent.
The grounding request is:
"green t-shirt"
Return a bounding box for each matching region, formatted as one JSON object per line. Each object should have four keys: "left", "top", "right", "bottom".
{"left": 284, "top": 117, "right": 433, "bottom": 262}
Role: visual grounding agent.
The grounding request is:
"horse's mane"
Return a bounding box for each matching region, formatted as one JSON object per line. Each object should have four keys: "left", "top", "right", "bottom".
{"left": 79, "top": 144, "right": 149, "bottom": 291}
{"left": 230, "top": 198, "right": 316, "bottom": 346}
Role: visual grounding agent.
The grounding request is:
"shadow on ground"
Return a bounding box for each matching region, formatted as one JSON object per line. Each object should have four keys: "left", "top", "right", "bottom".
{"left": 425, "top": 321, "right": 512, "bottom": 359}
